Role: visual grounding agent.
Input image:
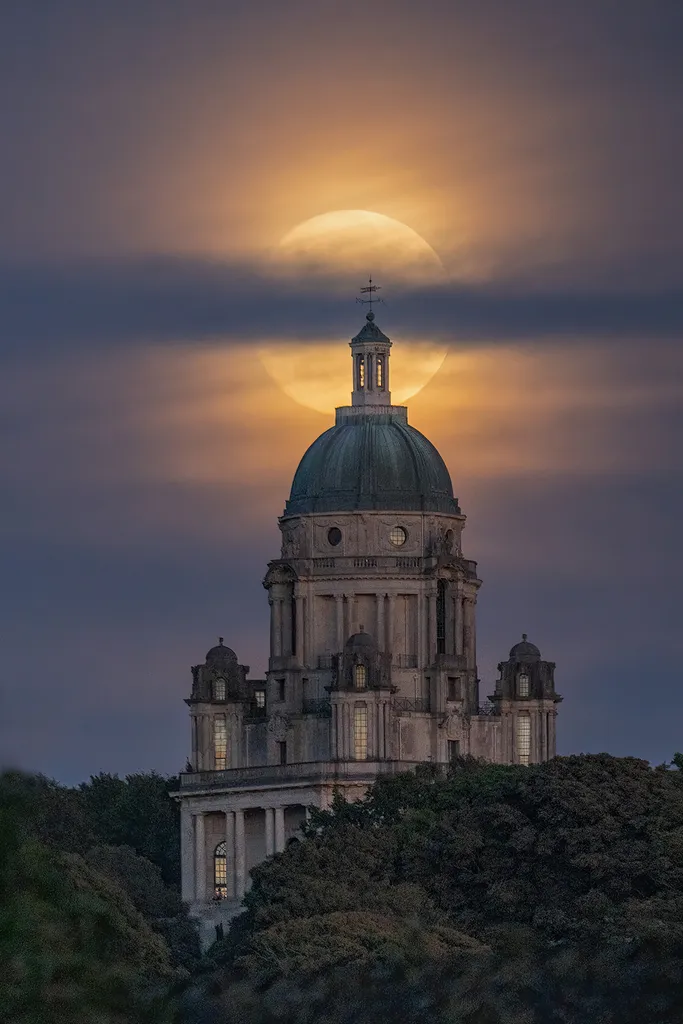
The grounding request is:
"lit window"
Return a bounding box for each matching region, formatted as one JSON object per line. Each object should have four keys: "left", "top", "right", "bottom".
{"left": 214, "top": 717, "right": 227, "bottom": 770}
{"left": 354, "top": 704, "right": 368, "bottom": 760}
{"left": 358, "top": 355, "right": 365, "bottom": 389}
{"left": 213, "top": 677, "right": 226, "bottom": 701}
{"left": 214, "top": 841, "right": 227, "bottom": 900}
{"left": 354, "top": 664, "right": 367, "bottom": 689}
{"left": 516, "top": 716, "right": 531, "bottom": 765}
{"left": 254, "top": 689, "right": 266, "bottom": 709}
{"left": 389, "top": 526, "right": 407, "bottom": 547}
{"left": 376, "top": 356, "right": 384, "bottom": 389}
{"left": 518, "top": 673, "right": 530, "bottom": 697}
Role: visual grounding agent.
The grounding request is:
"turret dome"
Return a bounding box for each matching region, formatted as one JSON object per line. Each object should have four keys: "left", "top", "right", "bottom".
{"left": 509, "top": 634, "right": 541, "bottom": 660}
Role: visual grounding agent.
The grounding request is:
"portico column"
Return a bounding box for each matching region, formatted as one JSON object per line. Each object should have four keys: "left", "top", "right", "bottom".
{"left": 225, "top": 811, "right": 235, "bottom": 898}
{"left": 264, "top": 807, "right": 275, "bottom": 857}
{"left": 180, "top": 806, "right": 194, "bottom": 904}
{"left": 234, "top": 809, "right": 246, "bottom": 901}
{"left": 335, "top": 595, "right": 344, "bottom": 648}
{"left": 274, "top": 806, "right": 286, "bottom": 852}
{"left": 194, "top": 813, "right": 206, "bottom": 903}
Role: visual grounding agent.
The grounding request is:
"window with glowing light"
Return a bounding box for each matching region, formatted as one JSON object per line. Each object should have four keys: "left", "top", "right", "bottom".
{"left": 516, "top": 716, "right": 531, "bottom": 765}
{"left": 354, "top": 704, "right": 368, "bottom": 760}
{"left": 254, "top": 689, "right": 266, "bottom": 708}
{"left": 214, "top": 717, "right": 227, "bottom": 770}
{"left": 517, "top": 673, "right": 530, "bottom": 697}
{"left": 376, "top": 355, "right": 384, "bottom": 388}
{"left": 357, "top": 355, "right": 365, "bottom": 389}
{"left": 389, "top": 526, "right": 407, "bottom": 547}
{"left": 354, "top": 664, "right": 367, "bottom": 689}
{"left": 213, "top": 677, "right": 226, "bottom": 701}
{"left": 214, "top": 841, "right": 227, "bottom": 899}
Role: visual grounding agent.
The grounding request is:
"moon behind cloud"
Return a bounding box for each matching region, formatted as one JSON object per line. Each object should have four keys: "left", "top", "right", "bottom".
{"left": 260, "top": 210, "right": 448, "bottom": 414}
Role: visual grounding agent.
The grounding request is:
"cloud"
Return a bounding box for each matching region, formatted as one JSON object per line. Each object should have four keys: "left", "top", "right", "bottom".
{"left": 0, "top": 256, "right": 682, "bottom": 355}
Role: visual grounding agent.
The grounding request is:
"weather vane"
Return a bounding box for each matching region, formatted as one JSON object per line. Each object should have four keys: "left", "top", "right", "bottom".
{"left": 356, "top": 277, "right": 385, "bottom": 317}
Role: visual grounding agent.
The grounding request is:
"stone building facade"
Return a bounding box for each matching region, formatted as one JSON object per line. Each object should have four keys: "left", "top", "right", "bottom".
{"left": 177, "top": 310, "right": 562, "bottom": 945}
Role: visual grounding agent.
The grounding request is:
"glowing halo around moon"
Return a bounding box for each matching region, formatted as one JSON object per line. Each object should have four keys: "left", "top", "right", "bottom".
{"left": 259, "top": 209, "right": 449, "bottom": 415}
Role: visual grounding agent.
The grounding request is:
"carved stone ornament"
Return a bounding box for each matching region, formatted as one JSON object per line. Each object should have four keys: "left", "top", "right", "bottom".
{"left": 267, "top": 712, "right": 290, "bottom": 741}
{"left": 439, "top": 711, "right": 461, "bottom": 737}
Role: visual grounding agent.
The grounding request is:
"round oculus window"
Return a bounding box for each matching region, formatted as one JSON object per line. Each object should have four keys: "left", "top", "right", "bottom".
{"left": 327, "top": 527, "right": 342, "bottom": 546}
{"left": 389, "top": 526, "right": 407, "bottom": 547}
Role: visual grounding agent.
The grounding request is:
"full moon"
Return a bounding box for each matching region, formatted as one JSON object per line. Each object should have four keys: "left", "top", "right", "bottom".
{"left": 260, "top": 210, "right": 448, "bottom": 414}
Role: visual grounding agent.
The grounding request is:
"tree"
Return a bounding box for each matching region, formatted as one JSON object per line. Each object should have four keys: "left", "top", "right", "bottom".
{"left": 0, "top": 773, "right": 177, "bottom": 1024}
{"left": 86, "top": 844, "right": 200, "bottom": 972}
{"left": 79, "top": 771, "right": 181, "bottom": 886}
{"left": 197, "top": 755, "right": 683, "bottom": 1024}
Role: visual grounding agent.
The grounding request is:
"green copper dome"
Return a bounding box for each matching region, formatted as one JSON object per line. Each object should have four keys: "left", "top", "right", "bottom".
{"left": 285, "top": 408, "right": 460, "bottom": 516}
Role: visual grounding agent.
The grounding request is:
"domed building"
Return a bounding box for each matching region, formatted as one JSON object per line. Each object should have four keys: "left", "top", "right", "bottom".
{"left": 177, "top": 309, "right": 562, "bottom": 945}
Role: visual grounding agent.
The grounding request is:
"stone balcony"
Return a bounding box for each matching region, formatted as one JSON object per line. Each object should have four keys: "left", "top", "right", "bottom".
{"left": 179, "top": 759, "right": 428, "bottom": 793}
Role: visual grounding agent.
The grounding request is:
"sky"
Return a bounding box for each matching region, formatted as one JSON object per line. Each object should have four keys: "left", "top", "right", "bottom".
{"left": 1, "top": 0, "right": 682, "bottom": 784}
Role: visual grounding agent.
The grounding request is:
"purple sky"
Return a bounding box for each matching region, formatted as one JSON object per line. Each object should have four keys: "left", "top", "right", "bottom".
{"left": 1, "top": 1, "right": 682, "bottom": 783}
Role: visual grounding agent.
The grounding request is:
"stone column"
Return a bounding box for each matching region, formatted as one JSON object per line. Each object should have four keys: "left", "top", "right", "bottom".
{"left": 275, "top": 599, "right": 283, "bottom": 657}
{"left": 343, "top": 702, "right": 351, "bottom": 759}
{"left": 264, "top": 807, "right": 275, "bottom": 857}
{"left": 427, "top": 592, "right": 437, "bottom": 664}
{"left": 335, "top": 594, "right": 344, "bottom": 649}
{"left": 234, "top": 809, "right": 246, "bottom": 901}
{"left": 269, "top": 598, "right": 277, "bottom": 660}
{"left": 445, "top": 586, "right": 454, "bottom": 655}
{"left": 548, "top": 710, "right": 557, "bottom": 758}
{"left": 387, "top": 595, "right": 395, "bottom": 654}
{"left": 331, "top": 703, "right": 339, "bottom": 759}
{"left": 454, "top": 593, "right": 463, "bottom": 656}
{"left": 180, "top": 806, "right": 194, "bottom": 905}
{"left": 225, "top": 811, "right": 235, "bottom": 898}
{"left": 377, "top": 594, "right": 385, "bottom": 651}
{"left": 295, "top": 594, "right": 304, "bottom": 664}
{"left": 274, "top": 806, "right": 286, "bottom": 852}
{"left": 282, "top": 596, "right": 293, "bottom": 657}
{"left": 194, "top": 813, "right": 206, "bottom": 903}
{"left": 463, "top": 598, "right": 473, "bottom": 667}
{"left": 367, "top": 703, "right": 376, "bottom": 759}
{"left": 343, "top": 594, "right": 352, "bottom": 642}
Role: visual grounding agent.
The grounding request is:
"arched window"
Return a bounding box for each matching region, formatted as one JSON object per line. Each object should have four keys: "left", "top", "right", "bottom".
{"left": 214, "top": 717, "right": 227, "bottom": 770}
{"left": 214, "top": 841, "right": 227, "bottom": 900}
{"left": 357, "top": 355, "right": 365, "bottom": 389}
{"left": 354, "top": 664, "right": 367, "bottom": 689}
{"left": 517, "top": 673, "right": 530, "bottom": 697}
{"left": 213, "top": 677, "right": 226, "bottom": 701}
{"left": 516, "top": 716, "right": 531, "bottom": 765}
{"left": 354, "top": 704, "right": 368, "bottom": 760}
{"left": 376, "top": 355, "right": 384, "bottom": 389}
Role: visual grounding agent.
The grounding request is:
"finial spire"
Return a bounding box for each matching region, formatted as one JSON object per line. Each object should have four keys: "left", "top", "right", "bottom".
{"left": 356, "top": 277, "right": 384, "bottom": 321}
{"left": 218, "top": 636, "right": 224, "bottom": 645}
